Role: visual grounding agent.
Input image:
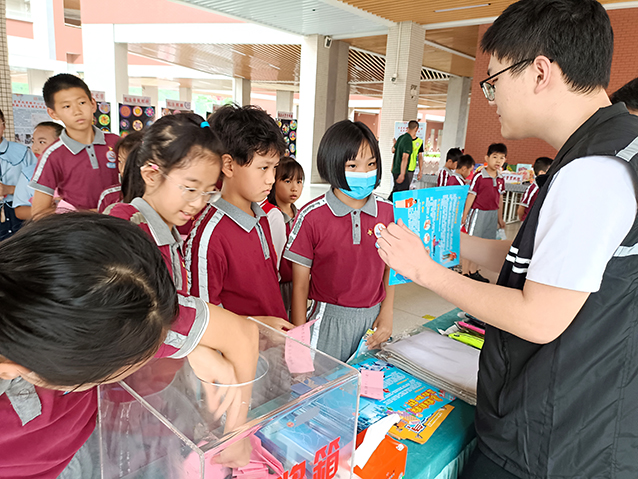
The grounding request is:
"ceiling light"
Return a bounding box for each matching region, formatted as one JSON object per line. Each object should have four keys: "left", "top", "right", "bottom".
{"left": 435, "top": 3, "right": 490, "bottom": 13}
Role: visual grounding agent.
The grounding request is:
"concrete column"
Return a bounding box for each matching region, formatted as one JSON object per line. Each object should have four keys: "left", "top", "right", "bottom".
{"left": 298, "top": 36, "right": 350, "bottom": 183}
{"left": 179, "top": 86, "right": 193, "bottom": 103}
{"left": 142, "top": 85, "right": 159, "bottom": 119}
{"left": 440, "top": 76, "right": 471, "bottom": 167}
{"left": 27, "top": 69, "right": 54, "bottom": 95}
{"left": 0, "top": 0, "right": 15, "bottom": 139}
{"left": 276, "top": 90, "right": 294, "bottom": 115}
{"left": 233, "top": 78, "right": 251, "bottom": 106}
{"left": 81, "top": 24, "right": 128, "bottom": 127}
{"left": 378, "top": 22, "right": 425, "bottom": 195}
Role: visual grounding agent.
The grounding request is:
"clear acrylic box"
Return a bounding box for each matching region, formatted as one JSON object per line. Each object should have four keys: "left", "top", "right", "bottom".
{"left": 98, "top": 318, "right": 360, "bottom": 478}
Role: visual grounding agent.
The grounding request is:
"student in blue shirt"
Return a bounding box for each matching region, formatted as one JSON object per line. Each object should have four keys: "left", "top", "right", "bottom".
{"left": 0, "top": 109, "right": 37, "bottom": 240}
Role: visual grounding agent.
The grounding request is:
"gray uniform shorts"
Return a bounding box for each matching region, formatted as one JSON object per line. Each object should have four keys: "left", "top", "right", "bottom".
{"left": 307, "top": 301, "right": 381, "bottom": 363}
{"left": 465, "top": 208, "right": 498, "bottom": 240}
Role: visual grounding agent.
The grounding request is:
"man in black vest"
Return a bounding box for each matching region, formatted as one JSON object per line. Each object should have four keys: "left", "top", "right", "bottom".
{"left": 378, "top": 0, "right": 638, "bottom": 477}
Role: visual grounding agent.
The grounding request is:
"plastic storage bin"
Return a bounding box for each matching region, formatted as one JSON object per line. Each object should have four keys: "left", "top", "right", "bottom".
{"left": 98, "top": 318, "right": 360, "bottom": 478}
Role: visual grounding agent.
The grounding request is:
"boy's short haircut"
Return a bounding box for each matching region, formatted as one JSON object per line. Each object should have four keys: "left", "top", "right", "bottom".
{"left": 480, "top": 0, "right": 613, "bottom": 94}
{"left": 457, "top": 154, "right": 476, "bottom": 170}
{"left": 446, "top": 148, "right": 463, "bottom": 162}
{"left": 610, "top": 78, "right": 638, "bottom": 112}
{"left": 487, "top": 143, "right": 508, "bottom": 156}
{"left": 35, "top": 121, "right": 63, "bottom": 137}
{"left": 114, "top": 131, "right": 144, "bottom": 158}
{"left": 407, "top": 120, "right": 419, "bottom": 130}
{"left": 42, "top": 73, "right": 93, "bottom": 109}
{"left": 317, "top": 120, "right": 382, "bottom": 191}
{"left": 208, "top": 104, "right": 286, "bottom": 166}
{"left": 533, "top": 156, "right": 553, "bottom": 175}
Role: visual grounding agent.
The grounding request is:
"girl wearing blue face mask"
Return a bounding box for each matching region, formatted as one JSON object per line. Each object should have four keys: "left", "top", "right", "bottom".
{"left": 283, "top": 120, "right": 395, "bottom": 362}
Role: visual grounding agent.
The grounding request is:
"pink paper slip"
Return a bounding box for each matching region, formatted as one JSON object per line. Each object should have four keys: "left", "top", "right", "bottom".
{"left": 360, "top": 370, "right": 385, "bottom": 400}
{"left": 285, "top": 319, "right": 318, "bottom": 374}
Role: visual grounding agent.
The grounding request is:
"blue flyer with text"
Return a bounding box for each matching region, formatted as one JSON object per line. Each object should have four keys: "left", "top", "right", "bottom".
{"left": 389, "top": 185, "right": 469, "bottom": 286}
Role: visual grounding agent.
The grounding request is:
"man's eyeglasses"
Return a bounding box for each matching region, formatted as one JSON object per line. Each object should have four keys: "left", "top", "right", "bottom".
{"left": 162, "top": 173, "right": 219, "bottom": 202}
{"left": 479, "top": 59, "right": 535, "bottom": 101}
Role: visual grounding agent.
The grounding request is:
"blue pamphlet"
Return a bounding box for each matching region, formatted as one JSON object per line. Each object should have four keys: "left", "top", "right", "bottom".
{"left": 389, "top": 185, "right": 469, "bottom": 285}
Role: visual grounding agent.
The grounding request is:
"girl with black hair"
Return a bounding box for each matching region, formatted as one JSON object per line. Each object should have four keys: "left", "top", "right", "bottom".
{"left": 0, "top": 213, "right": 188, "bottom": 478}
{"left": 264, "top": 156, "right": 305, "bottom": 316}
{"left": 283, "top": 120, "right": 396, "bottom": 362}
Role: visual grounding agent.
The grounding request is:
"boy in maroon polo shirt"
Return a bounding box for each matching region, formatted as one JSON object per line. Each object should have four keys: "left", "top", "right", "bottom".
{"left": 517, "top": 156, "right": 553, "bottom": 221}
{"left": 437, "top": 147, "right": 463, "bottom": 186}
{"left": 447, "top": 154, "right": 476, "bottom": 187}
{"left": 186, "top": 105, "right": 290, "bottom": 331}
{"left": 462, "top": 143, "right": 507, "bottom": 282}
{"left": 30, "top": 74, "right": 120, "bottom": 217}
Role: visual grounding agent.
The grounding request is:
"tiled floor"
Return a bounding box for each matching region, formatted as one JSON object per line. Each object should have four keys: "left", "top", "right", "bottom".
{"left": 297, "top": 184, "right": 522, "bottom": 335}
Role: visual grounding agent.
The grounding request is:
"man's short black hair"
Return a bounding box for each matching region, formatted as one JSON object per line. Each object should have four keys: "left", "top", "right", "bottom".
{"left": 610, "top": 78, "right": 638, "bottom": 112}
{"left": 487, "top": 143, "right": 508, "bottom": 156}
{"left": 534, "top": 156, "right": 553, "bottom": 175}
{"left": 407, "top": 120, "right": 419, "bottom": 131}
{"left": 208, "top": 104, "right": 286, "bottom": 166}
{"left": 457, "top": 154, "right": 476, "bottom": 170}
{"left": 481, "top": 0, "right": 613, "bottom": 94}
{"left": 43, "top": 73, "right": 93, "bottom": 109}
{"left": 446, "top": 148, "right": 463, "bottom": 162}
{"left": 317, "top": 120, "right": 382, "bottom": 191}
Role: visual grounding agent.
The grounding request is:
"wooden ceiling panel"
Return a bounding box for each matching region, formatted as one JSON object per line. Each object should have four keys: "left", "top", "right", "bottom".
{"left": 341, "top": 0, "right": 638, "bottom": 26}
{"left": 426, "top": 25, "right": 479, "bottom": 56}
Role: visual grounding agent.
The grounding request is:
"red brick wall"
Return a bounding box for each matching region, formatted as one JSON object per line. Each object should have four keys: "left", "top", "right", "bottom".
{"left": 465, "top": 9, "right": 638, "bottom": 165}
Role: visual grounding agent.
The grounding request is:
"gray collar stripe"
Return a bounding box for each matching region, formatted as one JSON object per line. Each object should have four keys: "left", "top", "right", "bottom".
{"left": 213, "top": 198, "right": 265, "bottom": 232}
{"left": 325, "top": 188, "right": 378, "bottom": 218}
{"left": 60, "top": 126, "right": 106, "bottom": 155}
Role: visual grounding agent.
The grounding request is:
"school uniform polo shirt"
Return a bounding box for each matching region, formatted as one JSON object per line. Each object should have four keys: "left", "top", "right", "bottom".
{"left": 0, "top": 138, "right": 37, "bottom": 204}
{"left": 97, "top": 184, "right": 122, "bottom": 213}
{"left": 468, "top": 168, "right": 505, "bottom": 211}
{"left": 447, "top": 172, "right": 466, "bottom": 187}
{"left": 108, "top": 198, "right": 210, "bottom": 358}
{"left": 437, "top": 166, "right": 454, "bottom": 187}
{"left": 11, "top": 163, "right": 36, "bottom": 208}
{"left": 284, "top": 189, "right": 393, "bottom": 309}
{"left": 186, "top": 198, "right": 287, "bottom": 319}
{"left": 0, "top": 198, "right": 208, "bottom": 479}
{"left": 30, "top": 127, "right": 120, "bottom": 210}
{"left": 519, "top": 181, "right": 539, "bottom": 221}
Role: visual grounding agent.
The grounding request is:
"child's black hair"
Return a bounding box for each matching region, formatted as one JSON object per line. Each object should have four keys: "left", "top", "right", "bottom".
{"left": 457, "top": 154, "right": 476, "bottom": 170}
{"left": 610, "top": 78, "right": 638, "bottom": 112}
{"left": 115, "top": 131, "right": 144, "bottom": 159}
{"left": 208, "top": 104, "right": 286, "bottom": 166}
{"left": 317, "top": 120, "right": 382, "bottom": 191}
{"left": 534, "top": 156, "right": 553, "bottom": 175}
{"left": 481, "top": 0, "right": 613, "bottom": 94}
{"left": 0, "top": 213, "right": 177, "bottom": 387}
{"left": 267, "top": 156, "right": 305, "bottom": 206}
{"left": 42, "top": 73, "right": 93, "bottom": 109}
{"left": 35, "top": 121, "right": 63, "bottom": 137}
{"left": 122, "top": 113, "right": 224, "bottom": 203}
{"left": 446, "top": 148, "right": 463, "bottom": 162}
{"left": 0, "top": 109, "right": 5, "bottom": 123}
{"left": 487, "top": 143, "right": 508, "bottom": 156}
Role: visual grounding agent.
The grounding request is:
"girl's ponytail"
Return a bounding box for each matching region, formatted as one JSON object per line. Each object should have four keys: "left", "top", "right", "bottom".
{"left": 121, "top": 141, "right": 147, "bottom": 203}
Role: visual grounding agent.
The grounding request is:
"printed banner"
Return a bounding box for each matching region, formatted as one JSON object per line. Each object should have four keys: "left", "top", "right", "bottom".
{"left": 11, "top": 94, "right": 51, "bottom": 145}
{"left": 119, "top": 104, "right": 155, "bottom": 136}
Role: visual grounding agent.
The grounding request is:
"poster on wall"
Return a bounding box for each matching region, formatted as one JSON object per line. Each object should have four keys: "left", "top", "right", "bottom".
{"left": 119, "top": 95, "right": 155, "bottom": 137}
{"left": 161, "top": 99, "right": 193, "bottom": 117}
{"left": 277, "top": 112, "right": 297, "bottom": 159}
{"left": 91, "top": 91, "right": 111, "bottom": 132}
{"left": 11, "top": 94, "right": 51, "bottom": 145}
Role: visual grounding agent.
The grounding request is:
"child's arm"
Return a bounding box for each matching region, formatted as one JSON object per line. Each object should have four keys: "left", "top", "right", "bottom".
{"left": 517, "top": 205, "right": 526, "bottom": 221}
{"left": 290, "top": 263, "right": 311, "bottom": 326}
{"left": 367, "top": 265, "right": 394, "bottom": 349}
{"left": 498, "top": 194, "right": 506, "bottom": 229}
{"left": 0, "top": 183, "right": 16, "bottom": 196}
{"left": 31, "top": 190, "right": 56, "bottom": 219}
{"left": 14, "top": 206, "right": 31, "bottom": 220}
{"left": 462, "top": 193, "right": 476, "bottom": 224}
